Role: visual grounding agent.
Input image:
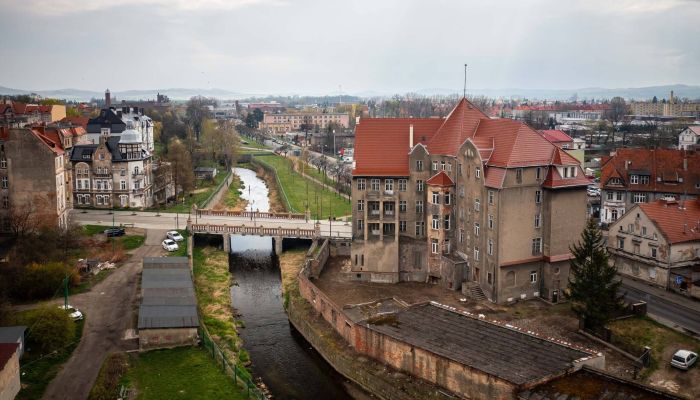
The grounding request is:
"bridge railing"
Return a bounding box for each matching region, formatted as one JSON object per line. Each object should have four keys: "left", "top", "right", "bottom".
{"left": 195, "top": 209, "right": 308, "bottom": 220}
{"left": 190, "top": 223, "right": 319, "bottom": 238}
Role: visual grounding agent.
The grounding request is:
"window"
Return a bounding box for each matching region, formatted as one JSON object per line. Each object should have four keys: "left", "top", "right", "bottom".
{"left": 488, "top": 190, "right": 495, "bottom": 205}
{"left": 633, "top": 243, "right": 640, "bottom": 255}
{"left": 398, "top": 179, "right": 407, "bottom": 191}
{"left": 532, "top": 238, "right": 542, "bottom": 255}
{"left": 384, "top": 202, "right": 394, "bottom": 215}
{"left": 357, "top": 179, "right": 366, "bottom": 190}
{"left": 611, "top": 209, "right": 618, "bottom": 220}
{"left": 474, "top": 222, "right": 480, "bottom": 237}
{"left": 516, "top": 168, "right": 523, "bottom": 183}
{"left": 385, "top": 179, "right": 394, "bottom": 192}
{"left": 616, "top": 192, "right": 623, "bottom": 201}
{"left": 642, "top": 226, "right": 647, "bottom": 236}
{"left": 0, "top": 158, "right": 6, "bottom": 169}
{"left": 474, "top": 199, "right": 480, "bottom": 211}
{"left": 633, "top": 193, "right": 647, "bottom": 203}
{"left": 432, "top": 191, "right": 440, "bottom": 204}
{"left": 460, "top": 229, "right": 464, "bottom": 243}
{"left": 432, "top": 215, "right": 440, "bottom": 230}
{"left": 416, "top": 180, "right": 424, "bottom": 192}
{"left": 369, "top": 201, "right": 380, "bottom": 215}
{"left": 415, "top": 200, "right": 424, "bottom": 213}
{"left": 488, "top": 239, "right": 493, "bottom": 255}
{"left": 630, "top": 175, "right": 639, "bottom": 184}
{"left": 530, "top": 271, "right": 538, "bottom": 283}
{"left": 650, "top": 247, "right": 657, "bottom": 258}
{"left": 617, "top": 237, "right": 625, "bottom": 249}
{"left": 383, "top": 223, "right": 395, "bottom": 235}
{"left": 2, "top": 196, "right": 8, "bottom": 208}
{"left": 475, "top": 167, "right": 481, "bottom": 179}
{"left": 370, "top": 179, "right": 380, "bottom": 191}
{"left": 473, "top": 247, "right": 480, "bottom": 261}
{"left": 431, "top": 239, "right": 439, "bottom": 254}
{"left": 440, "top": 161, "right": 446, "bottom": 170}
{"left": 444, "top": 192, "right": 451, "bottom": 205}
{"left": 444, "top": 215, "right": 450, "bottom": 230}
{"left": 357, "top": 200, "right": 364, "bottom": 211}
{"left": 535, "top": 190, "right": 542, "bottom": 204}
{"left": 535, "top": 167, "right": 541, "bottom": 180}
{"left": 416, "top": 160, "right": 423, "bottom": 171}
{"left": 415, "top": 221, "right": 425, "bottom": 236}
{"left": 534, "top": 213, "right": 541, "bottom": 228}
{"left": 399, "top": 220, "right": 406, "bottom": 232}
{"left": 640, "top": 175, "right": 650, "bottom": 184}
{"left": 432, "top": 161, "right": 438, "bottom": 171}
{"left": 488, "top": 214, "right": 494, "bottom": 229}
{"left": 607, "top": 191, "right": 613, "bottom": 200}
{"left": 399, "top": 200, "right": 407, "bottom": 212}
{"left": 444, "top": 240, "right": 451, "bottom": 253}
{"left": 357, "top": 219, "right": 364, "bottom": 231}
{"left": 1, "top": 176, "right": 7, "bottom": 188}
{"left": 447, "top": 163, "right": 452, "bottom": 172}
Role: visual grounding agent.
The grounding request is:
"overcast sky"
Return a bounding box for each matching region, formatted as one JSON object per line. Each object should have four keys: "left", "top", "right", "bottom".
{"left": 1, "top": 0, "right": 699, "bottom": 95}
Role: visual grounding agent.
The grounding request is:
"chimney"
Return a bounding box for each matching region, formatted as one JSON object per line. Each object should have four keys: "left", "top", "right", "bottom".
{"left": 409, "top": 124, "right": 414, "bottom": 148}
{"left": 105, "top": 89, "right": 111, "bottom": 107}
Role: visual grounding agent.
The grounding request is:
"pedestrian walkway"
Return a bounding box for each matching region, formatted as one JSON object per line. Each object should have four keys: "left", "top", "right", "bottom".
{"left": 620, "top": 275, "right": 700, "bottom": 313}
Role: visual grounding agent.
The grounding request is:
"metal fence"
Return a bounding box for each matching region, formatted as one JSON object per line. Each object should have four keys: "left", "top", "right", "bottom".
{"left": 199, "top": 325, "right": 266, "bottom": 400}
{"left": 250, "top": 155, "right": 297, "bottom": 213}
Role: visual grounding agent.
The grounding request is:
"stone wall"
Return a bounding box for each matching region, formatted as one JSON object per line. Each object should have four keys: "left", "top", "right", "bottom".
{"left": 138, "top": 327, "right": 199, "bottom": 350}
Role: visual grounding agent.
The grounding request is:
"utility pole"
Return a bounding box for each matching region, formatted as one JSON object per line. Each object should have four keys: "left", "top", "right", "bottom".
{"left": 111, "top": 203, "right": 115, "bottom": 258}
{"left": 463, "top": 63, "right": 468, "bottom": 98}
{"left": 63, "top": 273, "right": 69, "bottom": 309}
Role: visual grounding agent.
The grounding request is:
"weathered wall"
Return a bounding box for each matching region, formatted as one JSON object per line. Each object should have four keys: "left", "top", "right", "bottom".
{"left": 0, "top": 349, "right": 20, "bottom": 400}
{"left": 138, "top": 327, "right": 198, "bottom": 350}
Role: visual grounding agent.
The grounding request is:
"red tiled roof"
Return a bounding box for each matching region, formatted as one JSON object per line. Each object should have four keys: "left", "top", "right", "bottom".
{"left": 638, "top": 199, "right": 700, "bottom": 244}
{"left": 426, "top": 171, "right": 455, "bottom": 187}
{"left": 426, "top": 98, "right": 488, "bottom": 155}
{"left": 551, "top": 147, "right": 580, "bottom": 166}
{"left": 30, "top": 128, "right": 65, "bottom": 155}
{"left": 0, "top": 343, "right": 18, "bottom": 370}
{"left": 484, "top": 167, "right": 507, "bottom": 189}
{"left": 540, "top": 129, "right": 573, "bottom": 144}
{"left": 542, "top": 165, "right": 591, "bottom": 189}
{"left": 353, "top": 118, "right": 443, "bottom": 176}
{"left": 60, "top": 116, "right": 89, "bottom": 129}
{"left": 600, "top": 148, "right": 700, "bottom": 195}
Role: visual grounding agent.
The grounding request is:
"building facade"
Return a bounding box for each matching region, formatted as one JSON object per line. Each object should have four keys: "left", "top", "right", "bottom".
{"left": 630, "top": 91, "right": 700, "bottom": 118}
{"left": 1, "top": 101, "right": 66, "bottom": 127}
{"left": 350, "top": 99, "right": 590, "bottom": 304}
{"left": 600, "top": 148, "right": 700, "bottom": 225}
{"left": 261, "top": 112, "right": 350, "bottom": 133}
{"left": 86, "top": 106, "right": 154, "bottom": 152}
{"left": 608, "top": 199, "right": 700, "bottom": 298}
{"left": 678, "top": 126, "right": 700, "bottom": 150}
{"left": 70, "top": 130, "right": 154, "bottom": 209}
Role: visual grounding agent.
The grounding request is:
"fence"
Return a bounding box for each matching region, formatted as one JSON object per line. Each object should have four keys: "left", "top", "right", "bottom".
{"left": 199, "top": 325, "right": 266, "bottom": 400}
{"left": 196, "top": 209, "right": 307, "bottom": 220}
{"left": 250, "top": 155, "right": 297, "bottom": 213}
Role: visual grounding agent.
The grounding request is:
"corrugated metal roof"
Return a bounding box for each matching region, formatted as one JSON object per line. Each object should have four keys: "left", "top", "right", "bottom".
{"left": 143, "top": 257, "right": 189, "bottom": 269}
{"left": 138, "top": 256, "right": 198, "bottom": 330}
{"left": 138, "top": 305, "right": 199, "bottom": 329}
{"left": 0, "top": 326, "right": 26, "bottom": 344}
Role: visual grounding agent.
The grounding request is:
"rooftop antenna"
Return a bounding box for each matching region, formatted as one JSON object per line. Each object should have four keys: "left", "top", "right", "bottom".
{"left": 463, "top": 64, "right": 467, "bottom": 98}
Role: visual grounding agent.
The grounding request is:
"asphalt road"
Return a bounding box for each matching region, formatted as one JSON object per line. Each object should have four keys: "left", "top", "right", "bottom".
{"left": 41, "top": 230, "right": 167, "bottom": 400}
{"left": 621, "top": 283, "right": 700, "bottom": 335}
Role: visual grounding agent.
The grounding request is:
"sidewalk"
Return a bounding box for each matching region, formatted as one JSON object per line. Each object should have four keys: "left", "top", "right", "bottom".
{"left": 619, "top": 275, "right": 700, "bottom": 313}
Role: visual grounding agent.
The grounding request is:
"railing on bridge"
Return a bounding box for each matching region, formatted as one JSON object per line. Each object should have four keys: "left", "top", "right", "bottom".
{"left": 190, "top": 223, "right": 319, "bottom": 238}
{"left": 195, "top": 208, "right": 308, "bottom": 220}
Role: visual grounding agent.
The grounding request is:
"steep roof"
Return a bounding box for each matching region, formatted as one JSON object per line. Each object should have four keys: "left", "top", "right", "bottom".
{"left": 70, "top": 136, "right": 123, "bottom": 162}
{"left": 426, "top": 98, "right": 487, "bottom": 155}
{"left": 540, "top": 129, "right": 573, "bottom": 143}
{"left": 600, "top": 148, "right": 700, "bottom": 195}
{"left": 426, "top": 171, "right": 455, "bottom": 187}
{"left": 60, "top": 116, "right": 90, "bottom": 129}
{"left": 638, "top": 199, "right": 700, "bottom": 244}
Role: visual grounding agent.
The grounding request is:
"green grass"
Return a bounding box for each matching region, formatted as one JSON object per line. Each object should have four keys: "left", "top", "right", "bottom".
{"left": 83, "top": 224, "right": 109, "bottom": 236}
{"left": 119, "top": 235, "right": 145, "bottom": 250}
{"left": 168, "top": 230, "right": 190, "bottom": 257}
{"left": 124, "top": 347, "right": 246, "bottom": 400}
{"left": 254, "top": 154, "right": 351, "bottom": 218}
{"left": 240, "top": 137, "right": 269, "bottom": 149}
{"left": 224, "top": 173, "right": 245, "bottom": 208}
{"left": 609, "top": 316, "right": 700, "bottom": 377}
{"left": 16, "top": 316, "right": 86, "bottom": 400}
{"left": 158, "top": 173, "right": 230, "bottom": 213}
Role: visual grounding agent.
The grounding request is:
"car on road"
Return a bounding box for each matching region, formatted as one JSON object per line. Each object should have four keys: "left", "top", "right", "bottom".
{"left": 104, "top": 227, "right": 126, "bottom": 237}
{"left": 167, "top": 230, "right": 184, "bottom": 242}
{"left": 58, "top": 304, "right": 84, "bottom": 321}
{"left": 671, "top": 350, "right": 698, "bottom": 370}
{"left": 162, "top": 239, "right": 179, "bottom": 252}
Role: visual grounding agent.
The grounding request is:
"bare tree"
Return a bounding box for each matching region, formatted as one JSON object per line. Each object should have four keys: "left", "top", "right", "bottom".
{"left": 166, "top": 138, "right": 195, "bottom": 204}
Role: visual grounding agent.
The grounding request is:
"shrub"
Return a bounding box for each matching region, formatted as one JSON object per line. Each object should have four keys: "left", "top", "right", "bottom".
{"left": 12, "top": 262, "right": 79, "bottom": 301}
{"left": 21, "top": 306, "right": 76, "bottom": 353}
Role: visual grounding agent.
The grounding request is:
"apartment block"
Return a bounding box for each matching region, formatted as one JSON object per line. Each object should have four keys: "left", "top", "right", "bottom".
{"left": 261, "top": 112, "right": 350, "bottom": 133}
{"left": 350, "top": 99, "right": 590, "bottom": 304}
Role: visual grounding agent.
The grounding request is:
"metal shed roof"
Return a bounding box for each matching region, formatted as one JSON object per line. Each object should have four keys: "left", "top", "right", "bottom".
{"left": 137, "top": 305, "right": 199, "bottom": 329}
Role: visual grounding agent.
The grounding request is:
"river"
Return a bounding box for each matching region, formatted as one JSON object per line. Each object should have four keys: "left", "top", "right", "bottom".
{"left": 228, "top": 167, "right": 353, "bottom": 399}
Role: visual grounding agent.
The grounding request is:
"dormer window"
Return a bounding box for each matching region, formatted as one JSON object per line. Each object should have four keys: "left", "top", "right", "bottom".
{"left": 562, "top": 166, "right": 577, "bottom": 178}
{"left": 609, "top": 177, "right": 622, "bottom": 185}
{"left": 630, "top": 175, "right": 639, "bottom": 184}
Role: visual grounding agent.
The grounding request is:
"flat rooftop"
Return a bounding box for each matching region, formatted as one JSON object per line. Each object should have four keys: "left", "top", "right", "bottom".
{"left": 366, "top": 302, "right": 595, "bottom": 386}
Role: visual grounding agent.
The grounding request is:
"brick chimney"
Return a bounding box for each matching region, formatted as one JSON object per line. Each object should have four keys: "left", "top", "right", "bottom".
{"left": 105, "top": 89, "right": 111, "bottom": 107}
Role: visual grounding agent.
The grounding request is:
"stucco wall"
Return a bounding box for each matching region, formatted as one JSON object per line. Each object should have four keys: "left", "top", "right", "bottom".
{"left": 138, "top": 327, "right": 198, "bottom": 350}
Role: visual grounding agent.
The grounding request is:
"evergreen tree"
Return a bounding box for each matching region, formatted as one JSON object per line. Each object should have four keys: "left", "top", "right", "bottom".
{"left": 566, "top": 219, "right": 625, "bottom": 328}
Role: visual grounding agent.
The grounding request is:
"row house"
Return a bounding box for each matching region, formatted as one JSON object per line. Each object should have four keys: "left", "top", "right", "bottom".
{"left": 261, "top": 112, "right": 350, "bottom": 133}
{"left": 608, "top": 198, "right": 700, "bottom": 299}
{"left": 1, "top": 101, "right": 66, "bottom": 127}
{"left": 600, "top": 148, "right": 700, "bottom": 225}
{"left": 350, "top": 99, "right": 590, "bottom": 304}
{"left": 0, "top": 127, "right": 70, "bottom": 232}
{"left": 70, "top": 130, "right": 154, "bottom": 209}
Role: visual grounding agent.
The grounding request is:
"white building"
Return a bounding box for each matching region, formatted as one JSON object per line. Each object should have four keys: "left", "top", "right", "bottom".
{"left": 678, "top": 126, "right": 700, "bottom": 150}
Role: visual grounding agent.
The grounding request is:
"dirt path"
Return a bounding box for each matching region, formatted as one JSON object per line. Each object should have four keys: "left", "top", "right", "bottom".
{"left": 41, "top": 229, "right": 167, "bottom": 400}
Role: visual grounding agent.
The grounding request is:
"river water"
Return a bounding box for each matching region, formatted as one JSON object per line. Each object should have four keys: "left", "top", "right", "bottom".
{"left": 228, "top": 167, "right": 352, "bottom": 399}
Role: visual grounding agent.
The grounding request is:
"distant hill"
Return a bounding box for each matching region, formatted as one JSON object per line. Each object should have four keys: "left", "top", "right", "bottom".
{"left": 2, "top": 84, "right": 699, "bottom": 102}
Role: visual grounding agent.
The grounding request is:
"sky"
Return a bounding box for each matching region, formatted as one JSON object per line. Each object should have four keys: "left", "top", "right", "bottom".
{"left": 1, "top": 0, "right": 699, "bottom": 95}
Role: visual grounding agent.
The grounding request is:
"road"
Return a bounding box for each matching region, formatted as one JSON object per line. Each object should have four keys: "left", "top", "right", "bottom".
{"left": 70, "top": 209, "right": 352, "bottom": 238}
{"left": 42, "top": 230, "right": 167, "bottom": 400}
{"left": 621, "top": 283, "right": 700, "bottom": 335}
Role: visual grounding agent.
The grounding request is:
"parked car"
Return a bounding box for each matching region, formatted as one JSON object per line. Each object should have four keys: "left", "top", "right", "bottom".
{"left": 57, "top": 304, "right": 84, "bottom": 321}
{"left": 167, "top": 231, "right": 184, "bottom": 242}
{"left": 104, "top": 227, "right": 125, "bottom": 237}
{"left": 162, "top": 239, "right": 179, "bottom": 252}
{"left": 671, "top": 350, "right": 698, "bottom": 370}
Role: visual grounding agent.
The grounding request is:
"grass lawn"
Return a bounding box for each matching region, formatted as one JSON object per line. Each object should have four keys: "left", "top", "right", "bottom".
{"left": 168, "top": 230, "right": 190, "bottom": 257}
{"left": 158, "top": 172, "right": 230, "bottom": 213}
{"left": 16, "top": 315, "right": 86, "bottom": 400}
{"left": 124, "top": 347, "right": 246, "bottom": 400}
{"left": 240, "top": 137, "right": 269, "bottom": 149}
{"left": 224, "top": 173, "right": 245, "bottom": 209}
{"left": 609, "top": 316, "right": 700, "bottom": 377}
{"left": 254, "top": 154, "right": 350, "bottom": 218}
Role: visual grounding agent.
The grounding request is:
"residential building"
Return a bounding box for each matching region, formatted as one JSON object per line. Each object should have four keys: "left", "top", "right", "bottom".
{"left": 350, "top": 98, "right": 590, "bottom": 304}
{"left": 678, "top": 126, "right": 700, "bottom": 150}
{"left": 600, "top": 148, "right": 700, "bottom": 225}
{"left": 513, "top": 103, "right": 610, "bottom": 123}
{"left": 1, "top": 101, "right": 66, "bottom": 127}
{"left": 1, "top": 127, "right": 70, "bottom": 232}
{"left": 86, "top": 106, "right": 154, "bottom": 152}
{"left": 630, "top": 91, "right": 700, "bottom": 118}
{"left": 261, "top": 112, "right": 350, "bottom": 133}
{"left": 608, "top": 198, "right": 700, "bottom": 298}
{"left": 0, "top": 343, "right": 20, "bottom": 400}
{"left": 246, "top": 102, "right": 285, "bottom": 113}
{"left": 539, "top": 129, "right": 585, "bottom": 164}
{"left": 70, "top": 130, "right": 154, "bottom": 209}
{"left": 194, "top": 167, "right": 217, "bottom": 180}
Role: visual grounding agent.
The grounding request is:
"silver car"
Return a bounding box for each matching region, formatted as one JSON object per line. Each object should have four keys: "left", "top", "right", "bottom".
{"left": 671, "top": 350, "right": 698, "bottom": 370}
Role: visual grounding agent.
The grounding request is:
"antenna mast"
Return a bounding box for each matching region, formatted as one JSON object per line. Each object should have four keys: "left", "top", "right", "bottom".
{"left": 463, "top": 64, "right": 467, "bottom": 98}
